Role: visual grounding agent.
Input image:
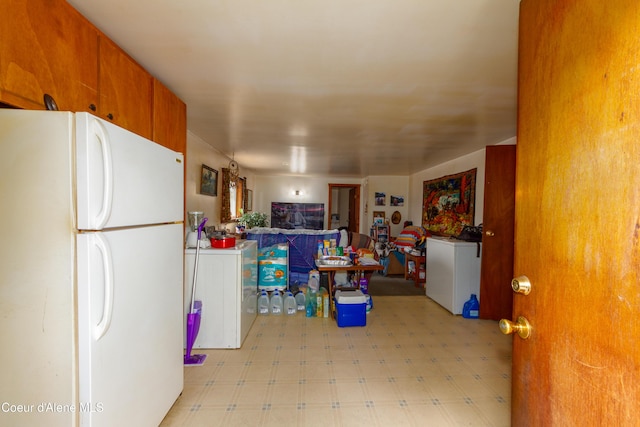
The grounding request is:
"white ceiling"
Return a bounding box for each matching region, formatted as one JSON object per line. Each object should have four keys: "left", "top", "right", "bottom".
{"left": 68, "top": 0, "right": 520, "bottom": 177}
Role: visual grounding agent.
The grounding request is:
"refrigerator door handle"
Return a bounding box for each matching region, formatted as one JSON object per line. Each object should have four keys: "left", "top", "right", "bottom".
{"left": 94, "top": 233, "right": 114, "bottom": 340}
{"left": 92, "top": 119, "right": 113, "bottom": 230}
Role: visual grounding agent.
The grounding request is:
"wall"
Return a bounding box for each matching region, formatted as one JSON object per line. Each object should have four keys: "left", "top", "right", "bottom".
{"left": 364, "top": 176, "right": 410, "bottom": 237}
{"left": 252, "top": 175, "right": 365, "bottom": 232}
{"left": 185, "top": 131, "right": 255, "bottom": 233}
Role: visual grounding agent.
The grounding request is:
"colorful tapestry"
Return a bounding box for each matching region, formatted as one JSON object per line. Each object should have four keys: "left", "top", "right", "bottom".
{"left": 422, "top": 168, "right": 477, "bottom": 236}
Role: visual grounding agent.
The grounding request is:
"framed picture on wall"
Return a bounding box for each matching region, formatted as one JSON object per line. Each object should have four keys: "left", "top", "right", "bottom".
{"left": 200, "top": 164, "right": 218, "bottom": 196}
{"left": 390, "top": 195, "right": 404, "bottom": 206}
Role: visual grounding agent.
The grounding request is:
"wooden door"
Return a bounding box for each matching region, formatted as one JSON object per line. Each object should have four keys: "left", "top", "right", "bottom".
{"left": 513, "top": 1, "right": 640, "bottom": 424}
{"left": 0, "top": 0, "right": 98, "bottom": 111}
{"left": 99, "top": 36, "right": 153, "bottom": 139}
{"left": 479, "top": 145, "right": 516, "bottom": 320}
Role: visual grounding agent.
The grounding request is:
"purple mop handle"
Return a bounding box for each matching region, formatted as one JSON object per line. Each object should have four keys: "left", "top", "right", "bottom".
{"left": 197, "top": 217, "right": 207, "bottom": 240}
{"left": 190, "top": 217, "right": 208, "bottom": 312}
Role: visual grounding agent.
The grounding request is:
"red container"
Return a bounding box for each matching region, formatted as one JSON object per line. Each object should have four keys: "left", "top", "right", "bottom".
{"left": 211, "top": 237, "right": 236, "bottom": 248}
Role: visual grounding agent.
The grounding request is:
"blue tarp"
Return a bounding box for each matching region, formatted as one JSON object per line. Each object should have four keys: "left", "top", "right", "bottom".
{"left": 247, "top": 228, "right": 342, "bottom": 279}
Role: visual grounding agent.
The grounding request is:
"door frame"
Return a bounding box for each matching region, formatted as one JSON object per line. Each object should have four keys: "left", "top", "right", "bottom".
{"left": 327, "top": 183, "right": 360, "bottom": 233}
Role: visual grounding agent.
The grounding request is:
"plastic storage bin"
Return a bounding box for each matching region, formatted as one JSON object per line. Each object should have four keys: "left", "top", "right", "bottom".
{"left": 335, "top": 289, "right": 367, "bottom": 327}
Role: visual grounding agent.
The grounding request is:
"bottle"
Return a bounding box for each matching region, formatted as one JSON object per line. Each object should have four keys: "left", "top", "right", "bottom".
{"left": 462, "top": 294, "right": 480, "bottom": 319}
{"left": 306, "top": 289, "right": 317, "bottom": 317}
{"left": 359, "top": 277, "right": 369, "bottom": 294}
{"left": 284, "top": 290, "right": 297, "bottom": 315}
{"left": 258, "top": 290, "right": 270, "bottom": 316}
{"left": 305, "top": 296, "right": 314, "bottom": 317}
{"left": 322, "top": 288, "right": 329, "bottom": 318}
{"left": 270, "top": 289, "right": 283, "bottom": 316}
{"left": 316, "top": 289, "right": 323, "bottom": 317}
{"left": 295, "top": 290, "right": 307, "bottom": 312}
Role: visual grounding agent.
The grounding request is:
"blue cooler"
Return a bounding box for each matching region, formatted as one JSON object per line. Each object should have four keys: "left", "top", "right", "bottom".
{"left": 335, "top": 289, "right": 367, "bottom": 327}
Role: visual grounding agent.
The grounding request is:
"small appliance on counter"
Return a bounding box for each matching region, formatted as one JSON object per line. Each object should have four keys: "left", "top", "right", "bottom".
{"left": 187, "top": 212, "right": 206, "bottom": 248}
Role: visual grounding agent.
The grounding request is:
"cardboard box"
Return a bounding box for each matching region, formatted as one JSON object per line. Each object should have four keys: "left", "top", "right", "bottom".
{"left": 335, "top": 289, "right": 367, "bottom": 327}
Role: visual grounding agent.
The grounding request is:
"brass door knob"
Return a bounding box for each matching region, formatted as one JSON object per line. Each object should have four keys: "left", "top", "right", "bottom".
{"left": 499, "top": 316, "right": 532, "bottom": 339}
{"left": 485, "top": 230, "right": 495, "bottom": 237}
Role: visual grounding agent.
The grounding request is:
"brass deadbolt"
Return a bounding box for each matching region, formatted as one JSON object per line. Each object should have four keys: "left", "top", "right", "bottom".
{"left": 511, "top": 275, "right": 531, "bottom": 295}
{"left": 499, "top": 316, "right": 532, "bottom": 339}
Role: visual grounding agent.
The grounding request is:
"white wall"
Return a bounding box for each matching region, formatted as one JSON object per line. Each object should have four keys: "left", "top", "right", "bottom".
{"left": 252, "top": 175, "right": 365, "bottom": 232}
{"left": 185, "top": 131, "right": 255, "bottom": 232}
{"left": 364, "top": 176, "right": 410, "bottom": 237}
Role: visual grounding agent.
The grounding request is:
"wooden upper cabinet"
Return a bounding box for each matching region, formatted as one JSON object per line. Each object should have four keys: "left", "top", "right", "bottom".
{"left": 152, "top": 79, "right": 187, "bottom": 154}
{"left": 1, "top": 0, "right": 185, "bottom": 147}
{"left": 98, "top": 37, "right": 153, "bottom": 139}
{"left": 0, "top": 0, "right": 98, "bottom": 111}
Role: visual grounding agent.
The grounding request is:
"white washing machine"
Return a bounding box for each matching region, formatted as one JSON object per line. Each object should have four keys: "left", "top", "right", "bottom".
{"left": 184, "top": 240, "right": 258, "bottom": 349}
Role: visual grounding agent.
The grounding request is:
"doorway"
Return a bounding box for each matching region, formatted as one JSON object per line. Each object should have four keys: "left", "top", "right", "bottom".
{"left": 327, "top": 184, "right": 360, "bottom": 233}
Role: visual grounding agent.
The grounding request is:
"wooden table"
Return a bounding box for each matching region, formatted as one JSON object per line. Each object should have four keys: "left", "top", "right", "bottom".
{"left": 404, "top": 252, "right": 426, "bottom": 287}
{"left": 315, "top": 260, "right": 383, "bottom": 319}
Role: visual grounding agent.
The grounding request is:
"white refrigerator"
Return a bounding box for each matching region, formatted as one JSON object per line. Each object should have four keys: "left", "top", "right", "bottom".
{"left": 0, "top": 110, "right": 184, "bottom": 426}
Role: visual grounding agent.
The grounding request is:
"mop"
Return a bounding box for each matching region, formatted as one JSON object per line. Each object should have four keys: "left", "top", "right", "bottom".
{"left": 184, "top": 217, "right": 208, "bottom": 366}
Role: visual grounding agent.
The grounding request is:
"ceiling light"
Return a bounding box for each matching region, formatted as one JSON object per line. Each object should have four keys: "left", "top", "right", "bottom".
{"left": 290, "top": 146, "right": 306, "bottom": 173}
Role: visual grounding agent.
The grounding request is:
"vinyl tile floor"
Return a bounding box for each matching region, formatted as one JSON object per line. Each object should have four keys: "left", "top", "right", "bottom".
{"left": 161, "top": 296, "right": 512, "bottom": 426}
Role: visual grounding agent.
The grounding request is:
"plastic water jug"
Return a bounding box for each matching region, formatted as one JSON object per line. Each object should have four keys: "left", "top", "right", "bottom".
{"left": 295, "top": 291, "right": 306, "bottom": 311}
{"left": 284, "top": 290, "right": 297, "bottom": 315}
{"left": 462, "top": 294, "right": 480, "bottom": 319}
{"left": 258, "top": 290, "right": 270, "bottom": 316}
{"left": 270, "top": 289, "right": 283, "bottom": 316}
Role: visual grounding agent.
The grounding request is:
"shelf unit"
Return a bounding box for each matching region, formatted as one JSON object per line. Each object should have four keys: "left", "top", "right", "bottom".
{"left": 370, "top": 224, "right": 390, "bottom": 242}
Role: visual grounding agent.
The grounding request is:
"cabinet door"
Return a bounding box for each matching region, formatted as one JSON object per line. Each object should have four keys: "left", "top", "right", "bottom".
{"left": 152, "top": 79, "right": 186, "bottom": 154}
{"left": 0, "top": 0, "right": 98, "bottom": 111}
{"left": 98, "top": 37, "right": 153, "bottom": 139}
